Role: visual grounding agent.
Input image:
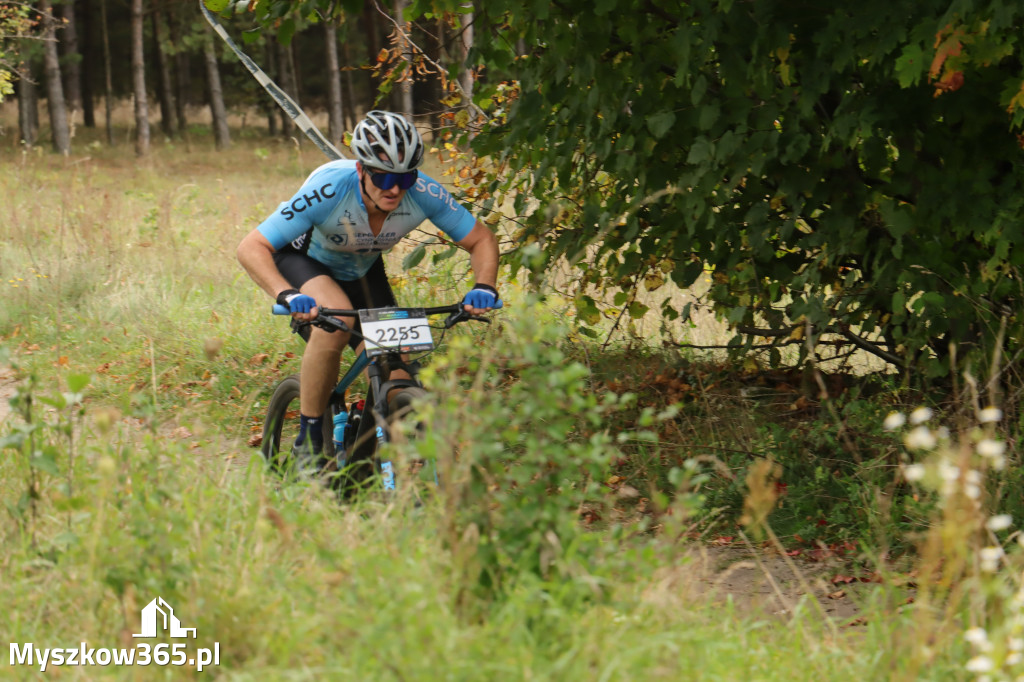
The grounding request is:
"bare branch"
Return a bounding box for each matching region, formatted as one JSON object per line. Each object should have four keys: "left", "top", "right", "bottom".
{"left": 371, "top": 0, "right": 487, "bottom": 122}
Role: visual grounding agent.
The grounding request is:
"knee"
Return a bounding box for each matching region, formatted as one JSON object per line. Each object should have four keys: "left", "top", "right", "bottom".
{"left": 307, "top": 327, "right": 349, "bottom": 353}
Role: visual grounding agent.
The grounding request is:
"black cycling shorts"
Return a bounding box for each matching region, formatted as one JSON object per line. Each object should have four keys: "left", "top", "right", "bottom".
{"left": 273, "top": 251, "right": 397, "bottom": 351}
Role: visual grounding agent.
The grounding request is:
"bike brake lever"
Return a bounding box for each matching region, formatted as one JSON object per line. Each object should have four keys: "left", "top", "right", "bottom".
{"left": 444, "top": 311, "right": 493, "bottom": 329}
{"left": 444, "top": 310, "right": 468, "bottom": 329}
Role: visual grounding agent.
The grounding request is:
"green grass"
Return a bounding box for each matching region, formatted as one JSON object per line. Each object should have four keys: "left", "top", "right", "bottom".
{"left": 0, "top": 124, "right": 1012, "bottom": 681}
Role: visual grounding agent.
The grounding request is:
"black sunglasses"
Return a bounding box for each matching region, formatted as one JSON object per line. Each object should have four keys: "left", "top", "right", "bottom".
{"left": 365, "top": 166, "right": 418, "bottom": 190}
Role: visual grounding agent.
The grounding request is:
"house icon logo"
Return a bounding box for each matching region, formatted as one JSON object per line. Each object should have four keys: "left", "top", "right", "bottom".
{"left": 132, "top": 597, "right": 197, "bottom": 639}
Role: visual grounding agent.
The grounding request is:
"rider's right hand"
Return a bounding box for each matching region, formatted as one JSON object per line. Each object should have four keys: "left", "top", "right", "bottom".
{"left": 277, "top": 288, "right": 318, "bottom": 320}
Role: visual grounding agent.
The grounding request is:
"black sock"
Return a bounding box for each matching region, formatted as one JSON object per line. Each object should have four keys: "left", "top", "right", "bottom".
{"left": 296, "top": 414, "right": 325, "bottom": 450}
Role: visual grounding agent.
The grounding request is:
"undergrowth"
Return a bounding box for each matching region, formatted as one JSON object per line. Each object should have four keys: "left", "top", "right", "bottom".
{"left": 0, "top": 124, "right": 1020, "bottom": 680}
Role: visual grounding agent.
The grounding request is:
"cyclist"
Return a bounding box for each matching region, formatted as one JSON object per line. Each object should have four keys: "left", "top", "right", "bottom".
{"left": 237, "top": 110, "right": 500, "bottom": 466}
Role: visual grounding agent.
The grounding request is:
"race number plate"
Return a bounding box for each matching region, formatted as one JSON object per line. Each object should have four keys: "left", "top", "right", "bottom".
{"left": 359, "top": 308, "right": 434, "bottom": 357}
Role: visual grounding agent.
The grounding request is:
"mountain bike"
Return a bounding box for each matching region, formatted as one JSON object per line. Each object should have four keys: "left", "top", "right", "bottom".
{"left": 259, "top": 301, "right": 496, "bottom": 495}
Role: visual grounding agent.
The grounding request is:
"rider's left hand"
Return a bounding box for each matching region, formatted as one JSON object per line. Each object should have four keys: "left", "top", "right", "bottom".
{"left": 462, "top": 284, "right": 501, "bottom": 314}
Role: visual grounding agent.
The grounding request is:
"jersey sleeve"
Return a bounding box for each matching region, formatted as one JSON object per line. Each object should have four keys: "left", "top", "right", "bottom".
{"left": 411, "top": 175, "right": 478, "bottom": 242}
{"left": 257, "top": 166, "right": 348, "bottom": 249}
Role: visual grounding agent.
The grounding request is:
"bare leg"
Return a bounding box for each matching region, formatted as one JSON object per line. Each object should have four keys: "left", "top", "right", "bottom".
{"left": 297, "top": 275, "right": 355, "bottom": 416}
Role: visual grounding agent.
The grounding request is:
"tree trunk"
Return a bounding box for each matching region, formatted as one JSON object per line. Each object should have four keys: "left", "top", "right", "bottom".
{"left": 394, "top": 0, "right": 414, "bottom": 118}
{"left": 324, "top": 21, "right": 344, "bottom": 148}
{"left": 100, "top": 0, "right": 113, "bottom": 145}
{"left": 79, "top": 0, "right": 96, "bottom": 127}
{"left": 58, "top": 0, "right": 82, "bottom": 126}
{"left": 168, "top": 10, "right": 189, "bottom": 139}
{"left": 151, "top": 4, "right": 176, "bottom": 138}
{"left": 361, "top": 0, "right": 381, "bottom": 114}
{"left": 203, "top": 27, "right": 230, "bottom": 149}
{"left": 131, "top": 0, "right": 150, "bottom": 156}
{"left": 397, "top": 0, "right": 417, "bottom": 116}
{"left": 342, "top": 39, "right": 357, "bottom": 129}
{"left": 457, "top": 4, "right": 473, "bottom": 106}
{"left": 17, "top": 64, "right": 39, "bottom": 147}
{"left": 277, "top": 40, "right": 299, "bottom": 139}
{"left": 39, "top": 0, "right": 71, "bottom": 154}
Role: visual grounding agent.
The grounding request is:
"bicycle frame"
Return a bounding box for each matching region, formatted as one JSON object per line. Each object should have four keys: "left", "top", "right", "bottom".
{"left": 270, "top": 303, "right": 477, "bottom": 493}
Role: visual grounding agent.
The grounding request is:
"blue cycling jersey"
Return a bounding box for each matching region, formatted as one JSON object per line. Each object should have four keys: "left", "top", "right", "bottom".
{"left": 257, "top": 160, "right": 477, "bottom": 281}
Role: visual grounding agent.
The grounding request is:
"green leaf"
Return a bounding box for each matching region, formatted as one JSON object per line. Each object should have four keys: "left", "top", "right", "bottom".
{"left": 646, "top": 111, "right": 676, "bottom": 139}
{"left": 432, "top": 245, "right": 459, "bottom": 263}
{"left": 403, "top": 245, "right": 426, "bottom": 270}
{"left": 686, "top": 138, "right": 714, "bottom": 163}
{"left": 67, "top": 374, "right": 90, "bottom": 393}
{"left": 698, "top": 104, "right": 719, "bottom": 130}
{"left": 31, "top": 452, "right": 60, "bottom": 476}
{"left": 627, "top": 302, "right": 649, "bottom": 319}
{"left": 895, "top": 44, "right": 926, "bottom": 88}
{"left": 575, "top": 296, "right": 601, "bottom": 325}
{"left": 892, "top": 290, "right": 907, "bottom": 312}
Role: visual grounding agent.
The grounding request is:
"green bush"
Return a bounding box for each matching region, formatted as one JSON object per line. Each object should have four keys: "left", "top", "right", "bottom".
{"left": 393, "top": 297, "right": 677, "bottom": 605}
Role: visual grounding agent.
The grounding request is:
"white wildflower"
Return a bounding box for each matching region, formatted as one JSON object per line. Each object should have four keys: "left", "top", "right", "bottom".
{"left": 987, "top": 515, "right": 1013, "bottom": 532}
{"left": 910, "top": 406, "right": 934, "bottom": 425}
{"left": 936, "top": 426, "right": 951, "bottom": 441}
{"left": 966, "top": 483, "right": 983, "bottom": 500}
{"left": 903, "top": 463, "right": 926, "bottom": 482}
{"left": 965, "top": 627, "right": 989, "bottom": 646}
{"left": 1008, "top": 652, "right": 1023, "bottom": 666}
{"left": 939, "top": 461, "right": 961, "bottom": 482}
{"left": 905, "top": 426, "right": 937, "bottom": 450}
{"left": 1010, "top": 638, "right": 1024, "bottom": 652}
{"left": 978, "top": 439, "right": 1007, "bottom": 458}
{"left": 992, "top": 455, "right": 1008, "bottom": 471}
{"left": 884, "top": 411, "right": 906, "bottom": 430}
{"left": 979, "top": 407, "right": 1003, "bottom": 424}
{"left": 966, "top": 655, "right": 994, "bottom": 672}
{"left": 980, "top": 547, "right": 1005, "bottom": 572}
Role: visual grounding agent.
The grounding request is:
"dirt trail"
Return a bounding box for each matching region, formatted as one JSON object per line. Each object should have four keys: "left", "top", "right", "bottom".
{"left": 0, "top": 367, "right": 15, "bottom": 424}
{"left": 685, "top": 544, "right": 872, "bottom": 625}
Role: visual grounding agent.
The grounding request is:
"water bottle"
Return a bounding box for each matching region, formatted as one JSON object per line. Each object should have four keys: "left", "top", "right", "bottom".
{"left": 332, "top": 410, "right": 348, "bottom": 450}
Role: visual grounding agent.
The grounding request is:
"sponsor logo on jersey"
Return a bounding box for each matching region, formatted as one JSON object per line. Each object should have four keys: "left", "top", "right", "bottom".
{"left": 415, "top": 178, "right": 461, "bottom": 212}
{"left": 280, "top": 182, "right": 336, "bottom": 220}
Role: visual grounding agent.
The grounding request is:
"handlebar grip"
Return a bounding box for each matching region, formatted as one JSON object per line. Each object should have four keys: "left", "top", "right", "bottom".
{"left": 494, "top": 299, "right": 504, "bottom": 309}
{"left": 272, "top": 304, "right": 291, "bottom": 315}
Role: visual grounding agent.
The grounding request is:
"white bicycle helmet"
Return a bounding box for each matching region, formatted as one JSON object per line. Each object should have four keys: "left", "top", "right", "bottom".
{"left": 350, "top": 111, "right": 424, "bottom": 172}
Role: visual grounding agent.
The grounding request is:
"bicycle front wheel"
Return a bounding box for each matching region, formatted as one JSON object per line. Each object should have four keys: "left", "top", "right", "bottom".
{"left": 260, "top": 374, "right": 334, "bottom": 473}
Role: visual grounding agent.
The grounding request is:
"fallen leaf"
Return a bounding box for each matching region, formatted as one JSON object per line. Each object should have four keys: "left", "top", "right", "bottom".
{"left": 172, "top": 427, "right": 194, "bottom": 439}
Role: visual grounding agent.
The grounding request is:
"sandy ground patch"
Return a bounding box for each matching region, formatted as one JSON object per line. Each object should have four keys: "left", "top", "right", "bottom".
{"left": 0, "top": 367, "right": 15, "bottom": 424}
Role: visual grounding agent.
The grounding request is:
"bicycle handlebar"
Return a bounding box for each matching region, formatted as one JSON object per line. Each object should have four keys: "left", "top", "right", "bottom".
{"left": 271, "top": 300, "right": 502, "bottom": 335}
{"left": 272, "top": 300, "right": 503, "bottom": 317}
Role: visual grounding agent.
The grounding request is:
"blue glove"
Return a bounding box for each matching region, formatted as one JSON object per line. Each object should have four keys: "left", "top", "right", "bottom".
{"left": 462, "top": 284, "right": 501, "bottom": 310}
{"left": 277, "top": 288, "right": 317, "bottom": 314}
